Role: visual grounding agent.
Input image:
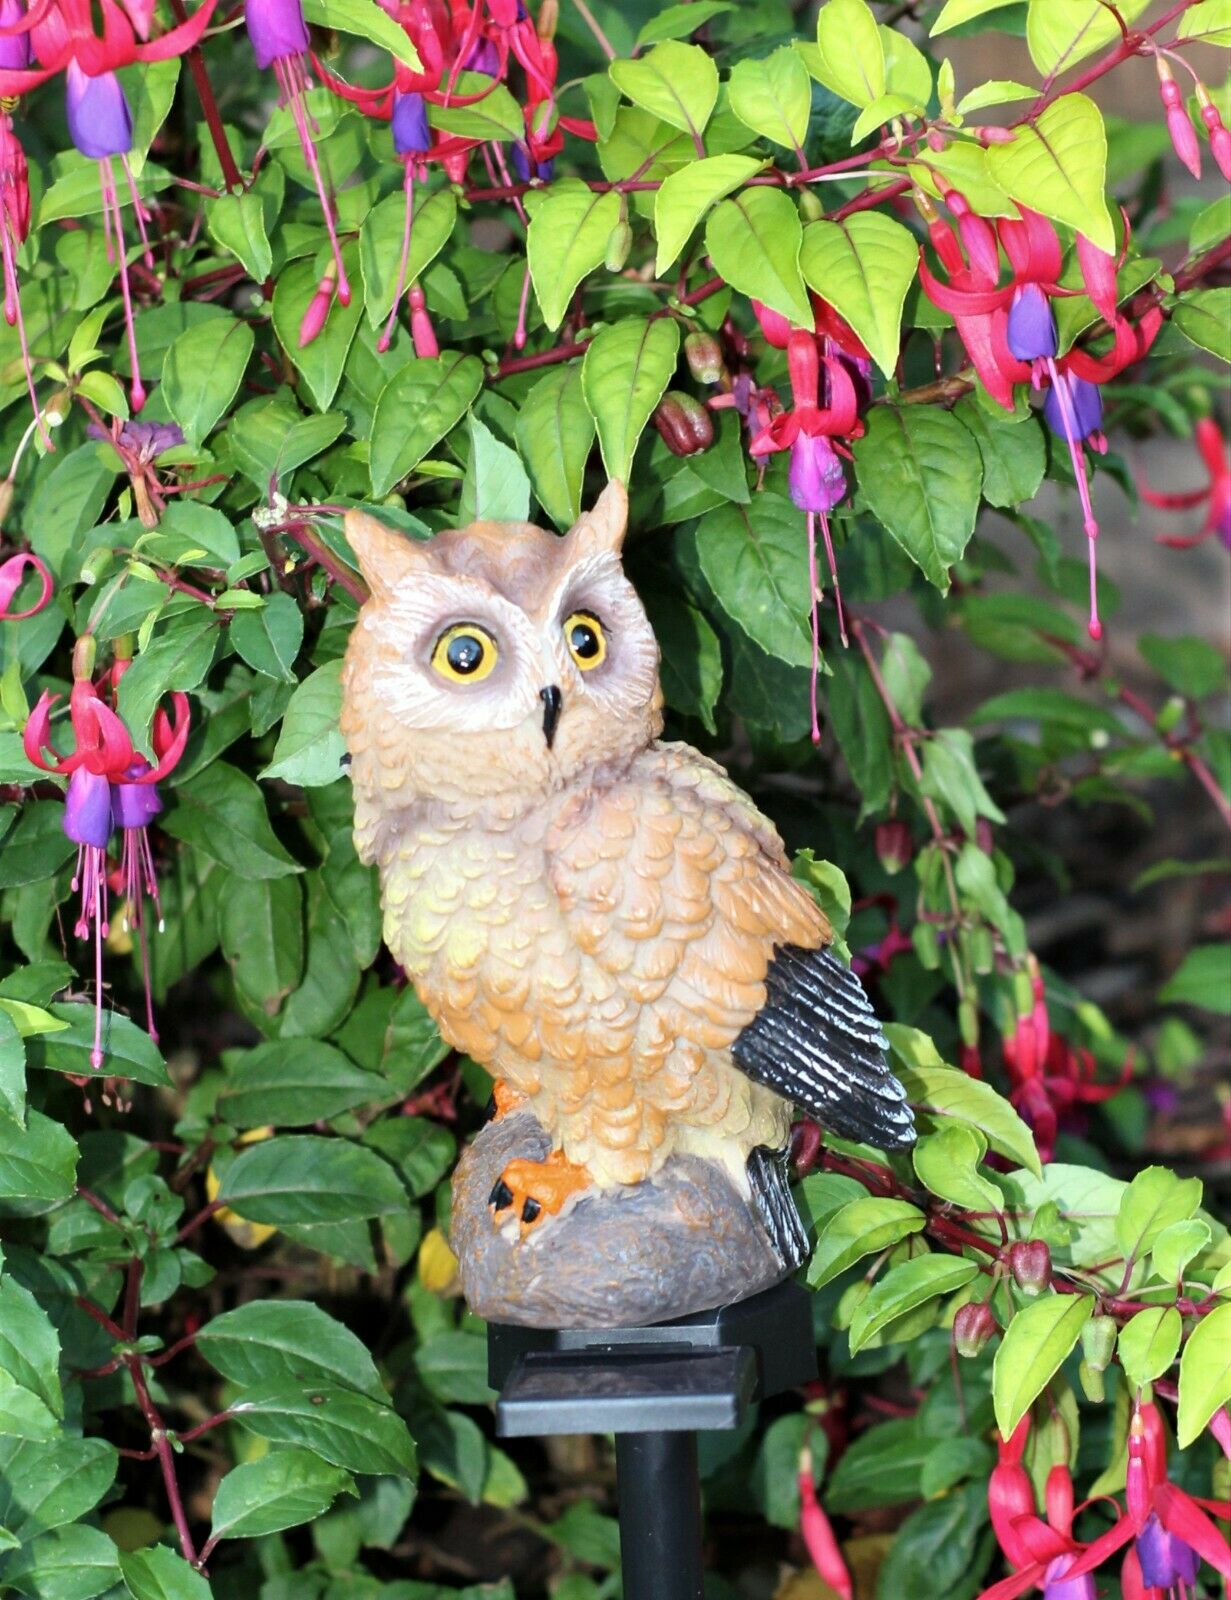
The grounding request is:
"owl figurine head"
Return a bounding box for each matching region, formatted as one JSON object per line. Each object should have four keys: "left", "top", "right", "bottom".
{"left": 341, "top": 482, "right": 663, "bottom": 840}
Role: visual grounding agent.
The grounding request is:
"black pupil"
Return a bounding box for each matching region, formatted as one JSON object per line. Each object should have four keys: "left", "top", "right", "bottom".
{"left": 446, "top": 634, "right": 485, "bottom": 675}
{"left": 570, "top": 620, "right": 600, "bottom": 660}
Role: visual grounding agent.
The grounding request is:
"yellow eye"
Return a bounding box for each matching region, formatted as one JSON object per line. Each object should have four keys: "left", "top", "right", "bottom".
{"left": 564, "top": 611, "right": 606, "bottom": 671}
{"left": 431, "top": 623, "right": 498, "bottom": 683}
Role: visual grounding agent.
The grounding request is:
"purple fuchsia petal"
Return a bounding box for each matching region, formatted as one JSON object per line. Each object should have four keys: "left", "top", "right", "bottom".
{"left": 1040, "top": 1554, "right": 1095, "bottom": 1600}
{"left": 64, "top": 63, "right": 133, "bottom": 160}
{"left": 1135, "top": 1514, "right": 1198, "bottom": 1588}
{"left": 64, "top": 766, "right": 115, "bottom": 848}
{"left": 391, "top": 89, "right": 431, "bottom": 156}
{"left": 788, "top": 431, "right": 846, "bottom": 514}
{"left": 1006, "top": 282, "right": 1058, "bottom": 361}
{"left": 112, "top": 778, "right": 163, "bottom": 830}
{"left": 1044, "top": 374, "right": 1103, "bottom": 442}
{"left": 462, "top": 36, "right": 499, "bottom": 75}
{"left": 245, "top": 0, "right": 309, "bottom": 68}
{"left": 0, "top": 0, "right": 31, "bottom": 72}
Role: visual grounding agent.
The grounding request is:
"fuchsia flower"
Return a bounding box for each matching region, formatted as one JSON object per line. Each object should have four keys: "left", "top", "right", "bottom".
{"left": 0, "top": 548, "right": 51, "bottom": 617}
{"left": 0, "top": 0, "right": 219, "bottom": 414}
{"left": 798, "top": 1447, "right": 853, "bottom": 1600}
{"left": 24, "top": 652, "right": 188, "bottom": 1066}
{"left": 920, "top": 200, "right": 1161, "bottom": 639}
{"left": 1141, "top": 417, "right": 1231, "bottom": 551}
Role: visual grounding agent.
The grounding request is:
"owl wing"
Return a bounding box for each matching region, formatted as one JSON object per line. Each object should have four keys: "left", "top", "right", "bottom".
{"left": 546, "top": 742, "right": 915, "bottom": 1150}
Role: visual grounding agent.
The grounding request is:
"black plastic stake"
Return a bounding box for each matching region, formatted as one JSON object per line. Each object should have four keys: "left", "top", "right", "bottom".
{"left": 614, "top": 1431, "right": 704, "bottom": 1600}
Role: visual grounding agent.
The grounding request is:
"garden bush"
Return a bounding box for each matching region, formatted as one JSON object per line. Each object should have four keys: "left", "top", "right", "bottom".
{"left": 0, "top": 0, "right": 1227, "bottom": 1595}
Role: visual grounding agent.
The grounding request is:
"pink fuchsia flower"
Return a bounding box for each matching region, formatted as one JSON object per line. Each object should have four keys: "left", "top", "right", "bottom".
{"left": 798, "top": 1447, "right": 852, "bottom": 1600}
{"left": 0, "top": 39, "right": 43, "bottom": 445}
{"left": 0, "top": 549, "right": 51, "bottom": 618}
{"left": 1142, "top": 416, "right": 1231, "bottom": 551}
{"left": 1155, "top": 59, "right": 1201, "bottom": 179}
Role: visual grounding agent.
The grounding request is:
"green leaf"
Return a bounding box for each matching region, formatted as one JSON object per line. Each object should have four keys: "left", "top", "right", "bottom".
{"left": 0, "top": 1278, "right": 62, "bottom": 1419}
{"left": 209, "top": 1448, "right": 356, "bottom": 1542}
{"left": 1118, "top": 1306, "right": 1181, "bottom": 1391}
{"left": 527, "top": 183, "right": 622, "bottom": 331}
{"left": 849, "top": 1255, "right": 980, "bottom": 1352}
{"left": 1027, "top": 0, "right": 1149, "bottom": 76}
{"left": 705, "top": 188, "right": 813, "bottom": 330}
{"left": 653, "top": 154, "right": 764, "bottom": 276}
{"left": 954, "top": 398, "right": 1046, "bottom": 509}
{"left": 694, "top": 495, "right": 813, "bottom": 667}
{"left": 458, "top": 415, "right": 531, "bottom": 524}
{"left": 969, "top": 687, "right": 1124, "bottom": 739}
{"left": 231, "top": 1381, "right": 417, "bottom": 1477}
{"left": 0, "top": 1434, "right": 116, "bottom": 1539}
{"left": 0, "top": 1110, "right": 78, "bottom": 1210}
{"left": 729, "top": 48, "right": 811, "bottom": 151}
{"left": 413, "top": 1331, "right": 494, "bottom": 1405}
{"left": 807, "top": 1197, "right": 927, "bottom": 1288}
{"left": 581, "top": 317, "right": 680, "bottom": 482}
{"left": 987, "top": 94, "right": 1113, "bottom": 253}
{"left": 1, "top": 1522, "right": 121, "bottom": 1598}
{"left": 119, "top": 1546, "right": 212, "bottom": 1600}
{"left": 1172, "top": 289, "right": 1231, "bottom": 363}
{"left": 515, "top": 364, "right": 595, "bottom": 529}
{"left": 931, "top": 0, "right": 1021, "bottom": 32}
{"left": 302, "top": 0, "right": 421, "bottom": 67}
{"left": 219, "top": 1041, "right": 383, "bottom": 1128}
{"left": 1160, "top": 945, "right": 1231, "bottom": 1014}
{"left": 360, "top": 187, "right": 456, "bottom": 328}
{"left": 217, "top": 1134, "right": 406, "bottom": 1224}
{"left": 1139, "top": 633, "right": 1227, "bottom": 699}
{"left": 1178, "top": 0, "right": 1231, "bottom": 44}
{"left": 825, "top": 1418, "right": 930, "bottom": 1511}
{"left": 428, "top": 76, "right": 524, "bottom": 141}
{"left": 993, "top": 1294, "right": 1095, "bottom": 1437}
{"left": 207, "top": 191, "right": 273, "bottom": 283}
{"left": 635, "top": 1, "right": 733, "bottom": 46}
{"left": 198, "top": 1299, "right": 386, "bottom": 1400}
{"left": 1150, "top": 1219, "right": 1212, "bottom": 1285}
{"left": 272, "top": 251, "right": 364, "bottom": 411}
{"left": 854, "top": 406, "right": 983, "bottom": 590}
{"left": 1115, "top": 1166, "right": 1202, "bottom": 1260}
{"left": 228, "top": 394, "right": 348, "bottom": 490}
{"left": 0, "top": 1013, "right": 23, "bottom": 1127}
{"left": 158, "top": 500, "right": 240, "bottom": 568}
{"left": 913, "top": 1124, "right": 1001, "bottom": 1211}
{"left": 370, "top": 352, "right": 484, "bottom": 497}
{"left": 799, "top": 212, "right": 916, "bottom": 378}
{"left": 162, "top": 315, "right": 254, "bottom": 448}
{"left": 164, "top": 761, "right": 301, "bottom": 879}
{"left": 887, "top": 1026, "right": 1040, "bottom": 1175}
{"left": 813, "top": 0, "right": 885, "bottom": 106}
{"left": 919, "top": 727, "right": 1006, "bottom": 839}
{"left": 609, "top": 42, "right": 718, "bottom": 138}
{"left": 1176, "top": 1301, "right": 1231, "bottom": 1447}
{"left": 76, "top": 368, "right": 129, "bottom": 420}
{"left": 640, "top": 590, "right": 722, "bottom": 733}
{"left": 230, "top": 593, "right": 304, "bottom": 684}
{"left": 956, "top": 79, "right": 1038, "bottom": 115}
{"left": 220, "top": 876, "right": 305, "bottom": 1017}
{"left": 29, "top": 1004, "right": 169, "bottom": 1087}
{"left": 116, "top": 610, "right": 218, "bottom": 748}
{"left": 260, "top": 662, "right": 346, "bottom": 789}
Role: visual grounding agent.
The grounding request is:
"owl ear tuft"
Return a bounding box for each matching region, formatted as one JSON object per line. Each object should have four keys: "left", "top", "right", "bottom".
{"left": 566, "top": 480, "right": 628, "bottom": 559}
{"left": 345, "top": 509, "right": 426, "bottom": 601}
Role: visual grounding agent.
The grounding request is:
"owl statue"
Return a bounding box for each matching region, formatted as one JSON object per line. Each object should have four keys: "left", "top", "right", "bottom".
{"left": 341, "top": 482, "right": 915, "bottom": 1324}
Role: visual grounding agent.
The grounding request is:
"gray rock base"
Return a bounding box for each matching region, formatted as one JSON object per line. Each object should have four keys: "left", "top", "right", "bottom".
{"left": 451, "top": 1111, "right": 793, "bottom": 1328}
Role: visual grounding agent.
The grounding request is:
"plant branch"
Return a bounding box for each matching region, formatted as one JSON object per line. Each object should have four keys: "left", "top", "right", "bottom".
{"left": 165, "top": 0, "right": 244, "bottom": 192}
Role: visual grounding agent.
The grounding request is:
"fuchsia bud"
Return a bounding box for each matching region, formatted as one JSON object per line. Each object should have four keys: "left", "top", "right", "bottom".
{"left": 953, "top": 1300, "right": 997, "bottom": 1357}
{"left": 875, "top": 819, "right": 912, "bottom": 875}
{"left": 1081, "top": 1313, "right": 1117, "bottom": 1372}
{"left": 945, "top": 188, "right": 1000, "bottom": 283}
{"left": 1157, "top": 61, "right": 1202, "bottom": 178}
{"left": 299, "top": 274, "right": 335, "bottom": 347}
{"left": 0, "top": 551, "right": 52, "bottom": 620}
{"left": 1197, "top": 87, "right": 1231, "bottom": 180}
{"left": 684, "top": 329, "right": 725, "bottom": 385}
{"left": 407, "top": 284, "right": 438, "bottom": 358}
{"left": 752, "top": 298, "right": 808, "bottom": 349}
{"left": 1076, "top": 232, "right": 1119, "bottom": 324}
{"left": 653, "top": 390, "right": 714, "bottom": 457}
{"left": 1008, "top": 1239, "right": 1052, "bottom": 1295}
{"left": 798, "top": 1451, "right": 853, "bottom": 1600}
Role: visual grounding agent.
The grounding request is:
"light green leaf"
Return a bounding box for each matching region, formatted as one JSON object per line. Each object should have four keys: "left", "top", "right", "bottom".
{"left": 609, "top": 42, "right": 719, "bottom": 138}
{"left": 729, "top": 48, "right": 812, "bottom": 151}
{"left": 163, "top": 761, "right": 302, "bottom": 879}
{"left": 887, "top": 1025, "right": 1040, "bottom": 1175}
{"left": 0, "top": 1278, "right": 62, "bottom": 1419}
{"left": 260, "top": 662, "right": 346, "bottom": 789}
{"left": 1118, "top": 1307, "right": 1182, "bottom": 1391}
{"left": 1027, "top": 0, "right": 1150, "bottom": 76}
{"left": 515, "top": 364, "right": 595, "bottom": 529}
{"left": 799, "top": 212, "right": 916, "bottom": 378}
{"left": 849, "top": 1255, "right": 980, "bottom": 1352}
{"left": 956, "top": 80, "right": 1038, "bottom": 115}
{"left": 302, "top": 0, "right": 421, "bottom": 67}
{"left": 850, "top": 93, "right": 922, "bottom": 144}
{"left": 209, "top": 1449, "right": 356, "bottom": 1542}
{"left": 162, "top": 316, "right": 254, "bottom": 447}
{"left": 359, "top": 187, "right": 457, "bottom": 328}
{"left": 913, "top": 1124, "right": 1001, "bottom": 1211}
{"left": 987, "top": 94, "right": 1113, "bottom": 253}
{"left": 271, "top": 251, "right": 364, "bottom": 411}
{"left": 458, "top": 415, "right": 531, "bottom": 524}
{"left": 207, "top": 192, "right": 273, "bottom": 283}
{"left": 993, "top": 1294, "right": 1094, "bottom": 1437}
{"left": 1173, "top": 290, "right": 1231, "bottom": 364}
{"left": 120, "top": 1545, "right": 212, "bottom": 1600}
{"left": 807, "top": 1198, "right": 927, "bottom": 1288}
{"left": 581, "top": 317, "right": 680, "bottom": 482}
{"left": 1176, "top": 1301, "right": 1231, "bottom": 1447}
{"left": 636, "top": 1, "right": 733, "bottom": 46}
{"left": 527, "top": 182, "right": 622, "bottom": 331}
{"left": 813, "top": 0, "right": 885, "bottom": 106}
{"left": 428, "top": 75, "right": 524, "bottom": 141}
{"left": 1151, "top": 1219, "right": 1212, "bottom": 1285}
{"left": 653, "top": 154, "right": 764, "bottom": 275}
{"left": 955, "top": 398, "right": 1046, "bottom": 508}
{"left": 694, "top": 495, "right": 814, "bottom": 668}
{"left": 853, "top": 406, "right": 983, "bottom": 590}
{"left": 705, "top": 187, "right": 813, "bottom": 329}
{"left": 931, "top": 0, "right": 1021, "bottom": 32}
{"left": 1177, "top": 0, "right": 1231, "bottom": 44}
{"left": 230, "top": 592, "right": 304, "bottom": 684}
{"left": 370, "top": 352, "right": 484, "bottom": 497}
{"left": 1115, "top": 1166, "right": 1203, "bottom": 1261}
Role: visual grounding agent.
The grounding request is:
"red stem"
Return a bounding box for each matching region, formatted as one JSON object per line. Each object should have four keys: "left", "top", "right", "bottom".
{"left": 167, "top": 0, "right": 244, "bottom": 192}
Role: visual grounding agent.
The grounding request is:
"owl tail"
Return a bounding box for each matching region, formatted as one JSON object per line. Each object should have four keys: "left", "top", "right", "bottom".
{"left": 747, "top": 1145, "right": 809, "bottom": 1275}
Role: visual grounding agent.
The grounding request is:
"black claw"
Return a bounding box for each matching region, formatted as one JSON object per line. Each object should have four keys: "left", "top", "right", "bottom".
{"left": 482, "top": 1093, "right": 497, "bottom": 1124}
{"left": 489, "top": 1179, "right": 514, "bottom": 1211}
{"left": 521, "top": 1197, "right": 542, "bottom": 1224}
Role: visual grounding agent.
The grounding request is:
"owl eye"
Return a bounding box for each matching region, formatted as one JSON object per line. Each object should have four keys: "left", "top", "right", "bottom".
{"left": 431, "top": 623, "right": 498, "bottom": 683}
{"left": 564, "top": 611, "right": 607, "bottom": 671}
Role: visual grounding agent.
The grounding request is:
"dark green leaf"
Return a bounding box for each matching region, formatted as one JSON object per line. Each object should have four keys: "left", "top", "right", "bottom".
{"left": 217, "top": 1134, "right": 406, "bottom": 1224}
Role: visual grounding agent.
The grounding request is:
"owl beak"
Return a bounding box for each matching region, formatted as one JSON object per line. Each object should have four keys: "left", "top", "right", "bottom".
{"left": 539, "top": 685, "right": 562, "bottom": 749}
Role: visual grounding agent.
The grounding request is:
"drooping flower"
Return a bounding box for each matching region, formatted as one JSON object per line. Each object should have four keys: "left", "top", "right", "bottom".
{"left": 1141, "top": 416, "right": 1231, "bottom": 551}
{"left": 0, "top": 5, "right": 44, "bottom": 442}
{"left": 0, "top": 548, "right": 51, "bottom": 617}
{"left": 24, "top": 649, "right": 188, "bottom": 1066}
{"left": 87, "top": 416, "right": 185, "bottom": 526}
{"left": 798, "top": 1447, "right": 853, "bottom": 1600}
{"left": 0, "top": 0, "right": 220, "bottom": 414}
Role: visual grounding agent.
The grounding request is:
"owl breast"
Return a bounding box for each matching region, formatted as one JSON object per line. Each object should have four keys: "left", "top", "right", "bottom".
{"left": 375, "top": 798, "right": 785, "bottom": 1188}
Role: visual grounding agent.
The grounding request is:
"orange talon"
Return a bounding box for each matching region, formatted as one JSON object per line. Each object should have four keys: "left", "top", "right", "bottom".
{"left": 492, "top": 1081, "right": 527, "bottom": 1119}
{"left": 488, "top": 1149, "right": 592, "bottom": 1234}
